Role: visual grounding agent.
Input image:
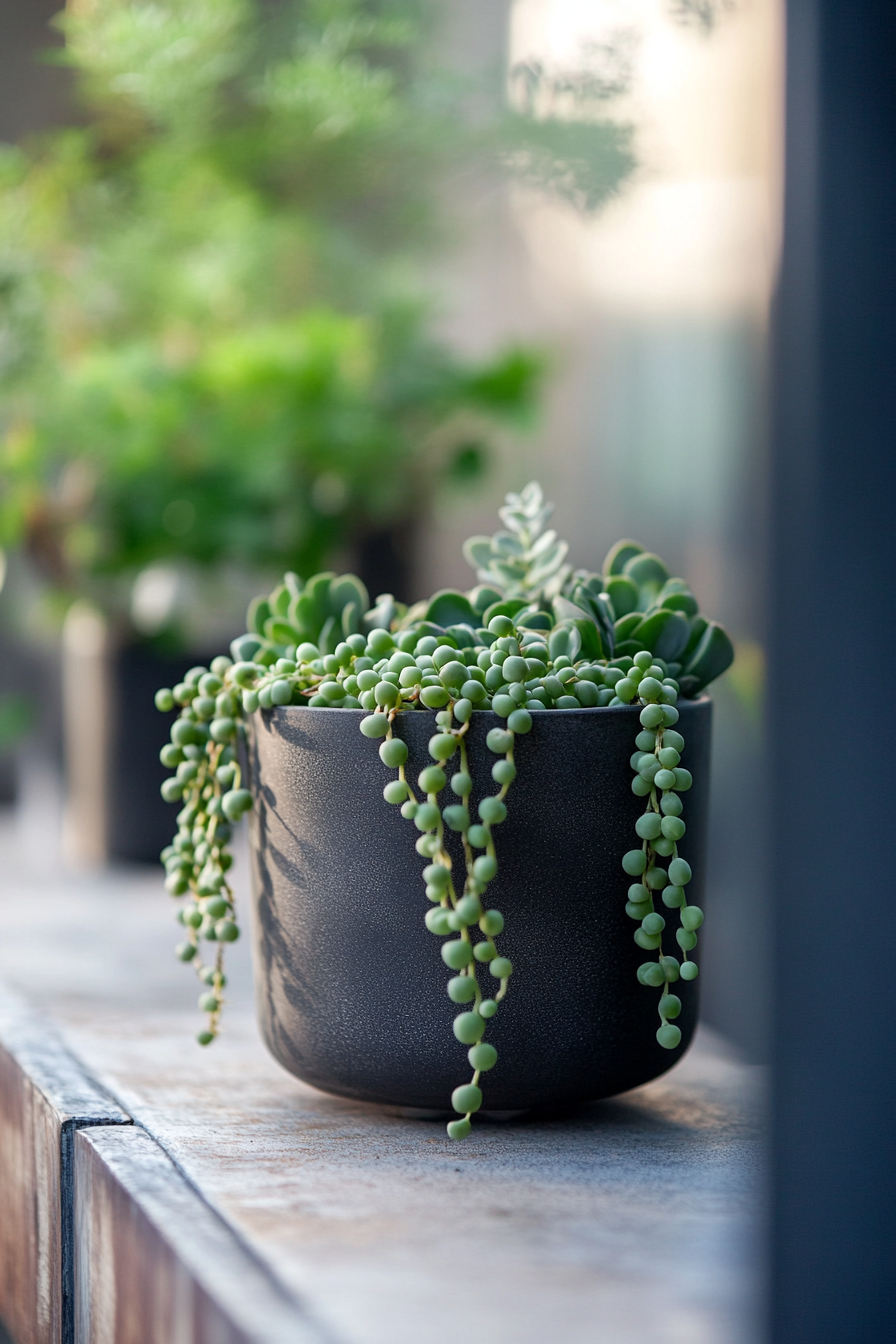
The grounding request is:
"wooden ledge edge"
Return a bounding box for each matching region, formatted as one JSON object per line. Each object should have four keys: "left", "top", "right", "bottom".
{"left": 75, "top": 1126, "right": 333, "bottom": 1344}
{"left": 0, "top": 978, "right": 131, "bottom": 1128}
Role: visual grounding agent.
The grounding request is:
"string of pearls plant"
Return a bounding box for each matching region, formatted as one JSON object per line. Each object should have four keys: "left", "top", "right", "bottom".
{"left": 156, "top": 483, "right": 733, "bottom": 1136}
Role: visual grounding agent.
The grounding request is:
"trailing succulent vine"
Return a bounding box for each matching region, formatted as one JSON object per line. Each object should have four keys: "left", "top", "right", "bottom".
{"left": 156, "top": 483, "right": 734, "bottom": 1136}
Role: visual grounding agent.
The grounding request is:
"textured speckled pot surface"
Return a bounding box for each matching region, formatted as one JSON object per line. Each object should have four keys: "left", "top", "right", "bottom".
{"left": 246, "top": 699, "right": 711, "bottom": 1111}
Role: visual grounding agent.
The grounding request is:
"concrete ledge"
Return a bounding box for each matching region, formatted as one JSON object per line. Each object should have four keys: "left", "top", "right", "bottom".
{"left": 0, "top": 984, "right": 130, "bottom": 1344}
{"left": 74, "top": 1126, "right": 327, "bottom": 1344}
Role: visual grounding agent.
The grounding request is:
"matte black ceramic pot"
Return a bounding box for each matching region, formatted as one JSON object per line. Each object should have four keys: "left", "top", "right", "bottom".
{"left": 246, "top": 699, "right": 711, "bottom": 1111}
{"left": 106, "top": 643, "right": 183, "bottom": 862}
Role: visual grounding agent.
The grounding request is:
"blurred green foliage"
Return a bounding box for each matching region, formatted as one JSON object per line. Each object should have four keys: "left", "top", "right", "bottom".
{"left": 0, "top": 692, "right": 33, "bottom": 753}
{"left": 0, "top": 0, "right": 633, "bottom": 629}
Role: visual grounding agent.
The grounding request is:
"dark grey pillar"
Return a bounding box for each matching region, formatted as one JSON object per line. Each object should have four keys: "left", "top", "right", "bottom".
{"left": 770, "top": 2, "right": 896, "bottom": 1341}
{"left": 0, "top": 0, "right": 71, "bottom": 142}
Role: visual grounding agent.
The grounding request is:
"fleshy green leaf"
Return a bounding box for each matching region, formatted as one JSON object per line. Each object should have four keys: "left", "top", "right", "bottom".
{"left": 570, "top": 616, "right": 604, "bottom": 660}
{"left": 548, "top": 621, "right": 582, "bottom": 663}
{"left": 632, "top": 608, "right": 690, "bottom": 661}
{"left": 462, "top": 537, "right": 494, "bottom": 571}
{"left": 264, "top": 618, "right": 300, "bottom": 646}
{"left": 329, "top": 574, "right": 369, "bottom": 620}
{"left": 682, "top": 621, "right": 735, "bottom": 689}
{"left": 247, "top": 597, "right": 271, "bottom": 636}
{"left": 318, "top": 613, "right": 339, "bottom": 656}
{"left": 613, "top": 612, "right": 642, "bottom": 641}
{"left": 603, "top": 539, "right": 643, "bottom": 577}
{"left": 623, "top": 552, "right": 669, "bottom": 605}
{"left": 445, "top": 623, "right": 478, "bottom": 648}
{"left": 605, "top": 574, "right": 639, "bottom": 618}
{"left": 660, "top": 591, "right": 699, "bottom": 618}
{"left": 341, "top": 601, "right": 361, "bottom": 637}
{"left": 270, "top": 584, "right": 291, "bottom": 618}
{"left": 482, "top": 598, "right": 529, "bottom": 624}
{"left": 467, "top": 584, "right": 503, "bottom": 615}
{"left": 425, "top": 590, "right": 478, "bottom": 628}
{"left": 362, "top": 594, "right": 397, "bottom": 633}
{"left": 682, "top": 616, "right": 708, "bottom": 663}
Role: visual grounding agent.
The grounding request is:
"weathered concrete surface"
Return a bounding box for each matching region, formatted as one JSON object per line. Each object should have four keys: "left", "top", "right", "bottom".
{"left": 0, "top": 984, "right": 129, "bottom": 1344}
{"left": 0, "top": 814, "right": 764, "bottom": 1344}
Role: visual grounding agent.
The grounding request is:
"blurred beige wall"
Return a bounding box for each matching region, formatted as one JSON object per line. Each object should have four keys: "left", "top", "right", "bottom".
{"left": 420, "top": 0, "right": 783, "bottom": 628}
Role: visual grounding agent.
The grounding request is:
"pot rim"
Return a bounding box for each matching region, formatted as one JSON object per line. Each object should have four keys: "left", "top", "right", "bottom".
{"left": 257, "top": 694, "right": 711, "bottom": 722}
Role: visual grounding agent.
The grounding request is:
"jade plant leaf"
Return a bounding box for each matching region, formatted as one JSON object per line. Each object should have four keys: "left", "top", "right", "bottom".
{"left": 264, "top": 618, "right": 300, "bottom": 647}
{"left": 569, "top": 616, "right": 605, "bottom": 660}
{"left": 288, "top": 593, "right": 317, "bottom": 638}
{"left": 614, "top": 612, "right": 642, "bottom": 642}
{"left": 570, "top": 586, "right": 616, "bottom": 655}
{"left": 515, "top": 609, "right": 552, "bottom": 630}
{"left": 445, "top": 624, "right": 479, "bottom": 648}
{"left": 229, "top": 633, "right": 262, "bottom": 662}
{"left": 329, "top": 574, "right": 370, "bottom": 620}
{"left": 681, "top": 615, "right": 708, "bottom": 663}
{"left": 657, "top": 577, "right": 689, "bottom": 599}
{"left": 603, "top": 539, "right": 643, "bottom": 577}
{"left": 363, "top": 594, "right": 397, "bottom": 633}
{"left": 548, "top": 621, "right": 582, "bottom": 663}
{"left": 605, "top": 574, "right": 639, "bottom": 618}
{"left": 623, "top": 552, "right": 669, "bottom": 606}
{"left": 425, "top": 590, "right": 478, "bottom": 629}
{"left": 247, "top": 597, "right": 272, "bottom": 636}
{"left": 462, "top": 536, "right": 495, "bottom": 572}
{"left": 270, "top": 584, "right": 292, "bottom": 619}
{"left": 550, "top": 597, "right": 605, "bottom": 658}
{"left": 660, "top": 591, "right": 699, "bottom": 617}
{"left": 682, "top": 621, "right": 735, "bottom": 689}
{"left": 575, "top": 571, "right": 605, "bottom": 598}
{"left": 632, "top": 608, "right": 691, "bottom": 661}
{"left": 289, "top": 572, "right": 336, "bottom": 639}
{"left": 467, "top": 584, "right": 504, "bottom": 615}
{"left": 341, "top": 602, "right": 361, "bottom": 637}
{"left": 594, "top": 594, "right": 617, "bottom": 655}
{"left": 318, "top": 614, "right": 339, "bottom": 655}
{"left": 551, "top": 594, "right": 590, "bottom": 625}
{"left": 411, "top": 619, "right": 450, "bottom": 642}
{"left": 482, "top": 598, "right": 529, "bottom": 624}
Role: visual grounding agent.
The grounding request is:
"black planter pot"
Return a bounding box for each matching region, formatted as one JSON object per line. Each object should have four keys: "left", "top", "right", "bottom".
{"left": 105, "top": 644, "right": 185, "bottom": 863}
{"left": 246, "top": 699, "right": 712, "bottom": 1111}
{"left": 62, "top": 622, "right": 224, "bottom": 865}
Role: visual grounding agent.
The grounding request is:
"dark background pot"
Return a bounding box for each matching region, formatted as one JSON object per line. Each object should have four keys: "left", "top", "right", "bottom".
{"left": 62, "top": 628, "right": 222, "bottom": 865}
{"left": 246, "top": 699, "right": 712, "bottom": 1112}
{"left": 105, "top": 643, "right": 184, "bottom": 863}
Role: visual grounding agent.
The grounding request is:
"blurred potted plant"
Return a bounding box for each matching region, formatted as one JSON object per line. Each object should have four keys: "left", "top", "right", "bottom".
{"left": 154, "top": 483, "right": 734, "bottom": 1133}
{"left": 0, "top": 0, "right": 635, "bottom": 859}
